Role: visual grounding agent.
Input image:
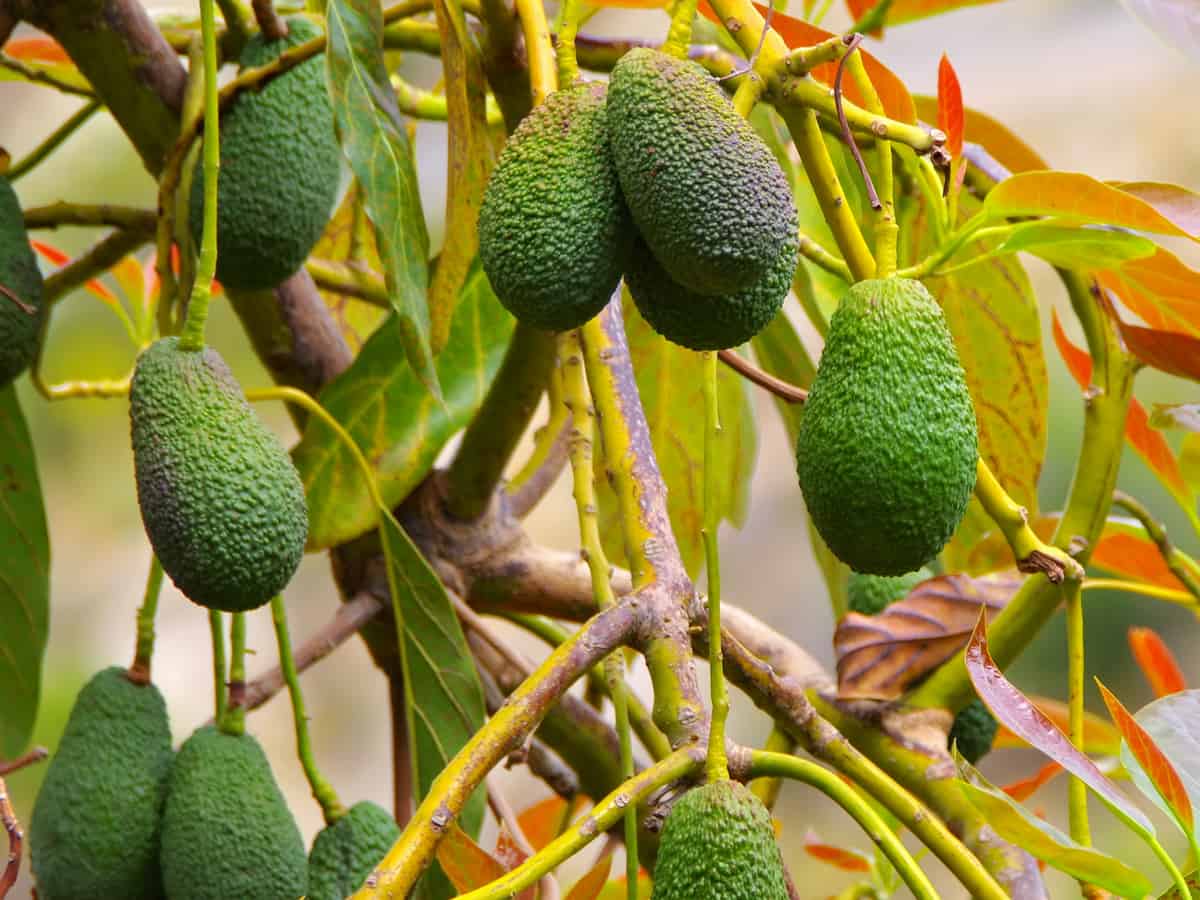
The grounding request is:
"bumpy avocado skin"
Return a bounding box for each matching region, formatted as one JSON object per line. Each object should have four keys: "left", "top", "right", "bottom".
{"left": 651, "top": 780, "right": 789, "bottom": 900}
{"left": 189, "top": 17, "right": 340, "bottom": 291}
{"left": 307, "top": 801, "right": 400, "bottom": 899}
{"left": 846, "top": 566, "right": 933, "bottom": 616}
{"left": 624, "top": 229, "right": 796, "bottom": 351}
{"left": 160, "top": 726, "right": 307, "bottom": 900}
{"left": 949, "top": 698, "right": 999, "bottom": 764}
{"left": 29, "top": 667, "right": 173, "bottom": 900}
{"left": 0, "top": 176, "right": 44, "bottom": 386}
{"left": 607, "top": 48, "right": 796, "bottom": 296}
{"left": 796, "top": 278, "right": 978, "bottom": 576}
{"left": 478, "top": 82, "right": 632, "bottom": 331}
{"left": 129, "top": 337, "right": 308, "bottom": 612}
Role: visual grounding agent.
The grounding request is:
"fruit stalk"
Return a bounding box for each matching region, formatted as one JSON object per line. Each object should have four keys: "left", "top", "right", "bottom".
{"left": 220, "top": 611, "right": 247, "bottom": 735}
{"left": 844, "top": 52, "right": 897, "bottom": 277}
{"left": 661, "top": 0, "right": 701, "bottom": 59}
{"left": 701, "top": 350, "right": 730, "bottom": 783}
{"left": 1065, "top": 580, "right": 1092, "bottom": 849}
{"left": 555, "top": 0, "right": 579, "bottom": 84}
{"left": 130, "top": 554, "right": 164, "bottom": 683}
{"left": 209, "top": 609, "right": 227, "bottom": 722}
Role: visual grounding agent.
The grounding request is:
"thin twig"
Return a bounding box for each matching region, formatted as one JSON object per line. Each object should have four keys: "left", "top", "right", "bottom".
{"left": 718, "top": 349, "right": 807, "bottom": 404}
{"left": 0, "top": 747, "right": 48, "bottom": 777}
{"left": 1112, "top": 490, "right": 1200, "bottom": 600}
{"left": 507, "top": 418, "right": 572, "bottom": 520}
{"left": 832, "top": 34, "right": 880, "bottom": 211}
{"left": 251, "top": 0, "right": 288, "bottom": 40}
{"left": 0, "top": 776, "right": 22, "bottom": 899}
{"left": 0, "top": 284, "right": 34, "bottom": 315}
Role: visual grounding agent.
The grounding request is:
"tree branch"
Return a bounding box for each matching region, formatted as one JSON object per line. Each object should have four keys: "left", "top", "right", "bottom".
{"left": 0, "top": 776, "right": 22, "bottom": 900}
{"left": 719, "top": 349, "right": 807, "bottom": 404}
{"left": 23, "top": 202, "right": 157, "bottom": 233}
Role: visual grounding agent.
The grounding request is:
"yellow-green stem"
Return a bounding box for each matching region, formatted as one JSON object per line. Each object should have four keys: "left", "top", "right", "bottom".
{"left": 270, "top": 594, "right": 348, "bottom": 824}
{"left": 661, "top": 0, "right": 699, "bottom": 58}
{"left": 1148, "top": 832, "right": 1195, "bottom": 900}
{"left": 1065, "top": 581, "right": 1091, "bottom": 849}
{"left": 844, "top": 53, "right": 895, "bottom": 278}
{"left": 209, "top": 610, "right": 226, "bottom": 723}
{"left": 732, "top": 74, "right": 764, "bottom": 118}
{"left": 220, "top": 612, "right": 247, "bottom": 736}
{"left": 514, "top": 0, "right": 556, "bottom": 105}
{"left": 178, "top": 0, "right": 221, "bottom": 352}
{"left": 749, "top": 726, "right": 793, "bottom": 810}
{"left": 1081, "top": 579, "right": 1199, "bottom": 608}
{"left": 701, "top": 350, "right": 728, "bottom": 783}
{"left": 130, "top": 555, "right": 164, "bottom": 681}
{"left": 555, "top": 0, "right": 580, "bottom": 85}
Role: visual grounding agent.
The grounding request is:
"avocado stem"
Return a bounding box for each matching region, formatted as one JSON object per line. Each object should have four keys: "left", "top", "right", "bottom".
{"left": 701, "top": 350, "right": 730, "bottom": 783}
{"left": 555, "top": 0, "right": 580, "bottom": 85}
{"left": 208, "top": 609, "right": 227, "bottom": 724}
{"left": 219, "top": 611, "right": 248, "bottom": 736}
{"left": 661, "top": 0, "right": 700, "bottom": 60}
{"left": 129, "top": 554, "right": 165, "bottom": 683}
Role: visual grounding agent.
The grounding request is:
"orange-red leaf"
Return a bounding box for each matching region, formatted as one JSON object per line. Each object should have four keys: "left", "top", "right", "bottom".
{"left": 30, "top": 239, "right": 119, "bottom": 307}
{"left": 1115, "top": 319, "right": 1200, "bottom": 382}
{"left": 437, "top": 823, "right": 507, "bottom": 892}
{"left": 1093, "top": 530, "right": 1191, "bottom": 591}
{"left": 1129, "top": 627, "right": 1188, "bottom": 698}
{"left": 1097, "top": 679, "right": 1194, "bottom": 832}
{"left": 1051, "top": 307, "right": 1092, "bottom": 385}
{"left": 1099, "top": 247, "right": 1200, "bottom": 339}
{"left": 1001, "top": 761, "right": 1064, "bottom": 802}
{"left": 517, "top": 795, "right": 588, "bottom": 852}
{"left": 992, "top": 695, "right": 1123, "bottom": 757}
{"left": 2, "top": 36, "right": 70, "bottom": 62}
{"left": 803, "top": 830, "right": 872, "bottom": 872}
{"left": 937, "top": 54, "right": 963, "bottom": 157}
{"left": 881, "top": 0, "right": 1006, "bottom": 25}
{"left": 912, "top": 96, "right": 1048, "bottom": 173}
{"left": 564, "top": 855, "right": 612, "bottom": 900}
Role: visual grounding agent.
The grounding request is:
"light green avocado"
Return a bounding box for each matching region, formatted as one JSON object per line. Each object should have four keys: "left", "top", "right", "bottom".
{"left": 307, "top": 800, "right": 400, "bottom": 899}
{"left": 189, "top": 17, "right": 340, "bottom": 291}
{"left": 160, "top": 726, "right": 307, "bottom": 900}
{"left": 845, "top": 566, "right": 933, "bottom": 616}
{"left": 0, "top": 176, "right": 44, "bottom": 386}
{"left": 29, "top": 667, "right": 173, "bottom": 900}
{"left": 650, "top": 780, "right": 789, "bottom": 900}
{"left": 607, "top": 48, "right": 796, "bottom": 296}
{"left": 478, "top": 81, "right": 632, "bottom": 331}
{"left": 129, "top": 337, "right": 308, "bottom": 612}
{"left": 796, "top": 278, "right": 977, "bottom": 575}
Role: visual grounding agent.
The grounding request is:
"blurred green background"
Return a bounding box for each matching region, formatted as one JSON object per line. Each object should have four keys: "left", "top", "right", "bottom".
{"left": 2, "top": 0, "right": 1198, "bottom": 896}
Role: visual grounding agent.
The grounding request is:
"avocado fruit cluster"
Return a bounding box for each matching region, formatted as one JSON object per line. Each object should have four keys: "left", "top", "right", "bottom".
{"left": 949, "top": 697, "right": 999, "bottom": 764}
{"left": 30, "top": 667, "right": 174, "bottom": 900}
{"left": 307, "top": 800, "right": 401, "bottom": 899}
{"left": 797, "top": 278, "right": 978, "bottom": 576}
{"left": 479, "top": 49, "right": 796, "bottom": 348}
{"left": 129, "top": 336, "right": 308, "bottom": 612}
{"left": 190, "top": 16, "right": 340, "bottom": 292}
{"left": 0, "top": 175, "right": 44, "bottom": 386}
{"left": 651, "top": 779, "right": 789, "bottom": 900}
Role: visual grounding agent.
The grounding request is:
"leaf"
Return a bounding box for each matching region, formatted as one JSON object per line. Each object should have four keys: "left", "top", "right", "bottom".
{"left": 437, "top": 823, "right": 506, "bottom": 892}
{"left": 1129, "top": 627, "right": 1189, "bottom": 698}
{"left": 985, "top": 171, "right": 1200, "bottom": 241}
{"left": 517, "top": 795, "right": 588, "bottom": 852}
{"left": 325, "top": 0, "right": 438, "bottom": 398}
{"left": 1098, "top": 246, "right": 1200, "bottom": 338}
{"left": 1111, "top": 318, "right": 1200, "bottom": 382}
{"left": 750, "top": 311, "right": 815, "bottom": 445}
{"left": 1001, "top": 761, "right": 1063, "bottom": 802}
{"left": 2, "top": 37, "right": 70, "bottom": 62}
{"left": 803, "top": 830, "right": 872, "bottom": 873}
{"left": 428, "top": 0, "right": 494, "bottom": 351}
{"left": 1113, "top": 182, "right": 1200, "bottom": 237}
{"left": 936, "top": 54, "right": 963, "bottom": 158}
{"left": 1151, "top": 404, "right": 1200, "bottom": 432}
{"left": 0, "top": 386, "right": 49, "bottom": 758}
{"left": 565, "top": 855, "right": 613, "bottom": 900}
{"left": 992, "top": 696, "right": 1123, "bottom": 757}
{"left": 0, "top": 50, "right": 91, "bottom": 95}
{"left": 834, "top": 572, "right": 1020, "bottom": 700}
{"left": 594, "top": 294, "right": 757, "bottom": 579}
{"left": 1119, "top": 691, "right": 1200, "bottom": 837}
{"left": 30, "top": 240, "right": 121, "bottom": 311}
{"left": 964, "top": 615, "right": 1155, "bottom": 834}
{"left": 912, "top": 96, "right": 1049, "bottom": 174}
{"left": 293, "top": 263, "right": 514, "bottom": 549}
{"left": 957, "top": 755, "right": 1153, "bottom": 897}
{"left": 1098, "top": 679, "right": 1195, "bottom": 839}
{"left": 998, "top": 223, "right": 1157, "bottom": 270}
{"left": 876, "top": 0, "right": 1007, "bottom": 25}
{"left": 597, "top": 872, "right": 653, "bottom": 900}
{"left": 493, "top": 825, "right": 537, "bottom": 900}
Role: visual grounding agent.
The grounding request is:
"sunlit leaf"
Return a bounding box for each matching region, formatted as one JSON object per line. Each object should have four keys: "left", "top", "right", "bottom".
{"left": 1130, "top": 627, "right": 1189, "bottom": 698}
{"left": 0, "top": 387, "right": 49, "bottom": 758}
{"left": 1113, "top": 182, "right": 1200, "bottom": 237}
{"left": 326, "top": 0, "right": 438, "bottom": 397}
{"left": 1099, "top": 246, "right": 1200, "bottom": 338}
{"left": 597, "top": 872, "right": 652, "bottom": 900}
{"left": 437, "top": 823, "right": 506, "bottom": 892}
{"left": 957, "top": 755, "right": 1153, "bottom": 897}
{"left": 309, "top": 184, "right": 388, "bottom": 351}
{"left": 834, "top": 572, "right": 1019, "bottom": 700}
{"left": 1112, "top": 318, "right": 1200, "bottom": 382}
{"left": 294, "top": 263, "right": 513, "bottom": 549}
{"left": 565, "top": 855, "right": 613, "bottom": 900}
{"left": 998, "top": 223, "right": 1156, "bottom": 270}
{"left": 992, "top": 696, "right": 1122, "bottom": 757}
{"left": 492, "top": 825, "right": 536, "bottom": 900}
{"left": 803, "top": 830, "right": 872, "bottom": 873}
{"left": 1098, "top": 679, "right": 1194, "bottom": 841}
{"left": 1001, "top": 761, "right": 1063, "bottom": 802}
{"left": 2, "top": 36, "right": 70, "bottom": 62}
{"left": 517, "top": 795, "right": 589, "bottom": 852}
{"left": 965, "top": 615, "right": 1154, "bottom": 833}
{"left": 912, "top": 96, "right": 1048, "bottom": 173}
{"left": 0, "top": 49, "right": 91, "bottom": 95}
{"left": 876, "top": 0, "right": 1007, "bottom": 26}
{"left": 936, "top": 54, "right": 963, "bottom": 158}
{"left": 1150, "top": 404, "right": 1200, "bottom": 432}
{"left": 1120, "top": 691, "right": 1200, "bottom": 837}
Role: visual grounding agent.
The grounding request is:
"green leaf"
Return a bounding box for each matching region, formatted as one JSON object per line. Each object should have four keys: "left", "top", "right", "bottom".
{"left": 595, "top": 294, "right": 757, "bottom": 579}
{"left": 957, "top": 755, "right": 1152, "bottom": 898}
{"left": 379, "top": 509, "right": 487, "bottom": 899}
{"left": 294, "top": 263, "right": 514, "bottom": 549}
{"left": 749, "top": 312, "right": 814, "bottom": 445}
{"left": 999, "top": 223, "right": 1158, "bottom": 269}
{"left": 0, "top": 385, "right": 50, "bottom": 758}
{"left": 325, "top": 0, "right": 438, "bottom": 398}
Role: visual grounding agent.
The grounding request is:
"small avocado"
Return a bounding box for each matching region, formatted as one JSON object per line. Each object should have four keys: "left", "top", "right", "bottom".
{"left": 949, "top": 698, "right": 999, "bottom": 764}
{"left": 607, "top": 48, "right": 796, "bottom": 296}
{"left": 189, "top": 17, "right": 340, "bottom": 291}
{"left": 478, "top": 81, "right": 632, "bottom": 331}
{"left": 651, "top": 780, "right": 789, "bottom": 900}
{"left": 29, "top": 667, "right": 173, "bottom": 900}
{"left": 846, "top": 567, "right": 933, "bottom": 616}
{"left": 160, "top": 726, "right": 307, "bottom": 900}
{"left": 796, "top": 278, "right": 977, "bottom": 575}
{"left": 129, "top": 337, "right": 308, "bottom": 612}
{"left": 0, "top": 176, "right": 44, "bottom": 386}
{"left": 307, "top": 800, "right": 400, "bottom": 899}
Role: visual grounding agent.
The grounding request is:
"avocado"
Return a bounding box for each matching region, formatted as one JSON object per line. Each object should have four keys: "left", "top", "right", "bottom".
{"left": 0, "top": 176, "right": 44, "bottom": 386}
{"left": 29, "top": 667, "right": 173, "bottom": 900}
{"left": 307, "top": 801, "right": 400, "bottom": 899}
{"left": 796, "top": 278, "right": 977, "bottom": 575}
{"left": 189, "top": 17, "right": 340, "bottom": 291}
{"left": 129, "top": 336, "right": 308, "bottom": 612}
{"left": 624, "top": 229, "right": 796, "bottom": 351}
{"left": 846, "top": 566, "right": 933, "bottom": 616}
{"left": 607, "top": 48, "right": 796, "bottom": 296}
{"left": 478, "top": 81, "right": 632, "bottom": 331}
{"left": 949, "top": 698, "right": 998, "bottom": 764}
{"left": 651, "top": 780, "right": 788, "bottom": 900}
{"left": 160, "top": 725, "right": 307, "bottom": 900}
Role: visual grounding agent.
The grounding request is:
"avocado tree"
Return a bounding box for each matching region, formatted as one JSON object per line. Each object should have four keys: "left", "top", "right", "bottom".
{"left": 1, "top": 0, "right": 1199, "bottom": 897}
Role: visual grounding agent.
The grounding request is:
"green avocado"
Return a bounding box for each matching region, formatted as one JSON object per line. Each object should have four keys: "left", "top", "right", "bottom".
{"left": 607, "top": 48, "right": 796, "bottom": 296}
{"left": 478, "top": 81, "right": 632, "bottom": 331}
{"left": 624, "top": 228, "right": 796, "bottom": 351}
{"left": 0, "top": 176, "right": 44, "bottom": 386}
{"left": 129, "top": 337, "right": 308, "bottom": 612}
{"left": 29, "top": 667, "right": 173, "bottom": 900}
{"left": 160, "top": 726, "right": 307, "bottom": 900}
{"left": 949, "top": 698, "right": 998, "bottom": 764}
{"left": 846, "top": 566, "right": 933, "bottom": 616}
{"left": 651, "top": 780, "right": 789, "bottom": 900}
{"left": 796, "top": 278, "right": 977, "bottom": 575}
{"left": 190, "top": 17, "right": 340, "bottom": 291}
{"left": 307, "top": 800, "right": 400, "bottom": 899}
